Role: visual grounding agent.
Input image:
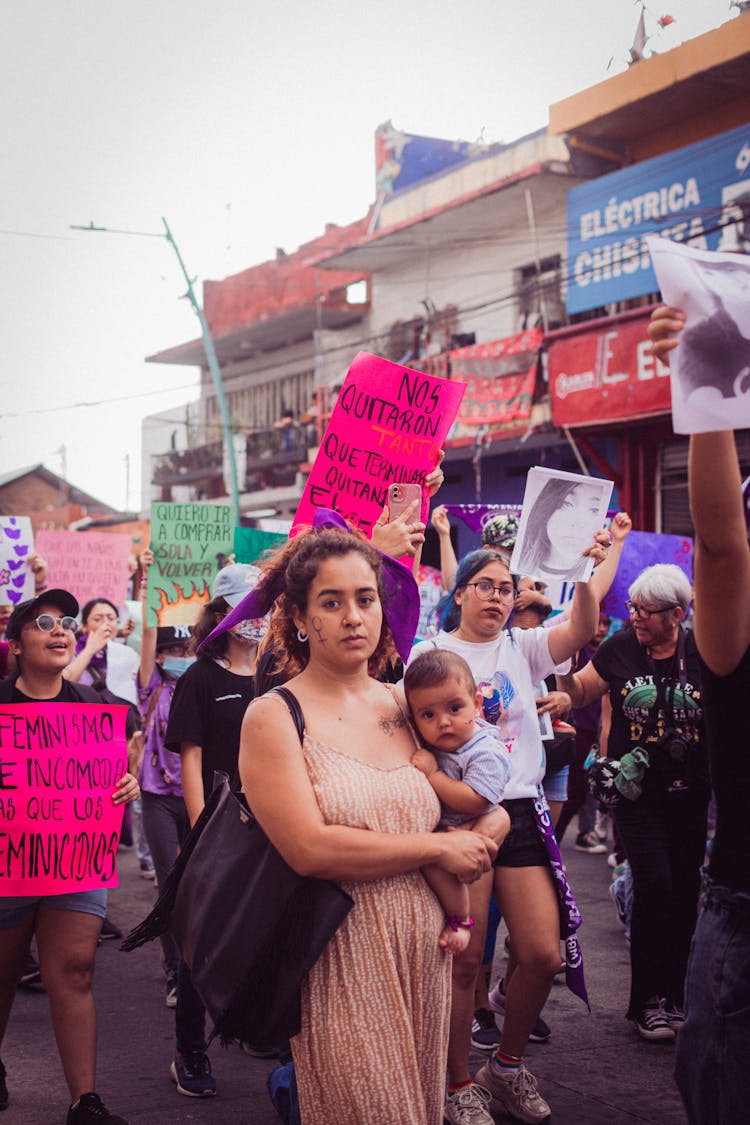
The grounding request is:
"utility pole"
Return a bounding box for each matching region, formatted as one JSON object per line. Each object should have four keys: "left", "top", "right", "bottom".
{"left": 161, "top": 218, "right": 240, "bottom": 524}
{"left": 70, "top": 219, "right": 241, "bottom": 525}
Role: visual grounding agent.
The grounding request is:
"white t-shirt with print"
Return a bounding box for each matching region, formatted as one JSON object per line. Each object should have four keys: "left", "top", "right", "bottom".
{"left": 408, "top": 628, "right": 571, "bottom": 800}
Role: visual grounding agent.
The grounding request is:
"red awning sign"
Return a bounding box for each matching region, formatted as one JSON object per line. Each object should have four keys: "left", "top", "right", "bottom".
{"left": 548, "top": 310, "right": 671, "bottom": 427}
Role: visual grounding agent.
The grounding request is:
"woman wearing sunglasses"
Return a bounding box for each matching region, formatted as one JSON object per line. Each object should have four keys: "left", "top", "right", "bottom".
{"left": 560, "top": 564, "right": 709, "bottom": 1043}
{"left": 0, "top": 590, "right": 139, "bottom": 1125}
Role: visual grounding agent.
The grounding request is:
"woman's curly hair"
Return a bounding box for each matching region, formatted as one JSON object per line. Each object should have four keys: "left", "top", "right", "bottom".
{"left": 262, "top": 524, "right": 396, "bottom": 679}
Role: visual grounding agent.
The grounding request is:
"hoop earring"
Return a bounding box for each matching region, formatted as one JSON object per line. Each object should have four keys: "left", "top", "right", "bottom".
{"left": 297, "top": 628, "right": 309, "bottom": 643}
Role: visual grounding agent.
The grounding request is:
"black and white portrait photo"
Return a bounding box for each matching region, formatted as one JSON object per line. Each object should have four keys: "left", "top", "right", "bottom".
{"left": 509, "top": 467, "right": 613, "bottom": 584}
{"left": 647, "top": 236, "right": 750, "bottom": 434}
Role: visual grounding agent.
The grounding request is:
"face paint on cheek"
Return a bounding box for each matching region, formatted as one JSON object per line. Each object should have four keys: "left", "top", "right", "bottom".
{"left": 311, "top": 615, "right": 326, "bottom": 644}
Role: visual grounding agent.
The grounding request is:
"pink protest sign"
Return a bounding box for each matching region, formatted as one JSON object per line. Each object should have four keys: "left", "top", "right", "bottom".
{"left": 0, "top": 703, "right": 128, "bottom": 895}
{"left": 293, "top": 352, "right": 466, "bottom": 536}
{"left": 35, "top": 530, "right": 131, "bottom": 608}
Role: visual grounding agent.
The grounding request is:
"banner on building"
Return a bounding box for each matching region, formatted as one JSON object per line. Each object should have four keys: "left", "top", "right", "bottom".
{"left": 293, "top": 352, "right": 465, "bottom": 537}
{"left": 0, "top": 703, "right": 128, "bottom": 895}
{"left": 0, "top": 518, "right": 35, "bottom": 607}
{"left": 548, "top": 309, "right": 671, "bottom": 427}
{"left": 566, "top": 122, "right": 750, "bottom": 314}
{"left": 452, "top": 329, "right": 541, "bottom": 427}
{"left": 146, "top": 502, "right": 233, "bottom": 627}
{"left": 35, "top": 530, "right": 131, "bottom": 609}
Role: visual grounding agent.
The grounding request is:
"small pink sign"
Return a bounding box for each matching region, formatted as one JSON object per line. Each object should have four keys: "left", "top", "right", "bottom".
{"left": 0, "top": 703, "right": 128, "bottom": 895}
{"left": 35, "top": 530, "right": 132, "bottom": 609}
{"left": 293, "top": 352, "right": 466, "bottom": 536}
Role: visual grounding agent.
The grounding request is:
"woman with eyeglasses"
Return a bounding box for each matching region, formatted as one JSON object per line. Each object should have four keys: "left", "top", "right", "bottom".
{"left": 407, "top": 545, "right": 602, "bottom": 1125}
{"left": 560, "top": 564, "right": 709, "bottom": 1044}
{"left": 0, "top": 590, "right": 139, "bottom": 1125}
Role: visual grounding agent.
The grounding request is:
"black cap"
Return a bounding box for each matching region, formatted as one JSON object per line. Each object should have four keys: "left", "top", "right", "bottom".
{"left": 156, "top": 624, "right": 193, "bottom": 650}
{"left": 5, "top": 589, "right": 80, "bottom": 642}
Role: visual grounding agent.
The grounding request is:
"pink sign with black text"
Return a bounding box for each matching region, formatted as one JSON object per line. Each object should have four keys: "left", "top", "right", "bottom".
{"left": 0, "top": 703, "right": 128, "bottom": 895}
{"left": 293, "top": 351, "right": 465, "bottom": 536}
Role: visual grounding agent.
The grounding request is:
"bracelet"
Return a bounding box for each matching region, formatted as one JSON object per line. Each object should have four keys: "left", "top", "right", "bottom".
{"left": 445, "top": 915, "right": 475, "bottom": 932}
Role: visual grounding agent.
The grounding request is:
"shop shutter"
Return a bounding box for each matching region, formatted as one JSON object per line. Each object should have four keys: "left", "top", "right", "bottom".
{"left": 659, "top": 431, "right": 750, "bottom": 537}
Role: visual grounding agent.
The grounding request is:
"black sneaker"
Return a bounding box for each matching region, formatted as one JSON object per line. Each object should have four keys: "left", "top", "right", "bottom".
{"left": 575, "top": 831, "right": 607, "bottom": 855}
{"left": 66, "top": 1092, "right": 128, "bottom": 1124}
{"left": 528, "top": 1013, "right": 552, "bottom": 1043}
{"left": 97, "top": 918, "right": 122, "bottom": 943}
{"left": 633, "top": 999, "right": 675, "bottom": 1042}
{"left": 0, "top": 1057, "right": 8, "bottom": 1111}
{"left": 470, "top": 1008, "right": 501, "bottom": 1050}
{"left": 488, "top": 980, "right": 552, "bottom": 1043}
{"left": 17, "top": 955, "right": 43, "bottom": 990}
{"left": 170, "top": 1052, "right": 217, "bottom": 1097}
{"left": 165, "top": 976, "right": 178, "bottom": 1009}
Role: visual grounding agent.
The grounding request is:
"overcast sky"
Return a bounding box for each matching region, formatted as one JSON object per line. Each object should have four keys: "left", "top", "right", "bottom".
{"left": 0, "top": 0, "right": 735, "bottom": 511}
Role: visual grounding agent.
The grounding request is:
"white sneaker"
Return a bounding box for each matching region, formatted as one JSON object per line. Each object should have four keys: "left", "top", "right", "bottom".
{"left": 474, "top": 1059, "right": 551, "bottom": 1124}
{"left": 444, "top": 1083, "right": 494, "bottom": 1125}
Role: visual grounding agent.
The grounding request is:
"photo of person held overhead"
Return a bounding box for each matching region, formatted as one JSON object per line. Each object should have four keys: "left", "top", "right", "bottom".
{"left": 647, "top": 237, "right": 750, "bottom": 435}
{"left": 510, "top": 468, "right": 613, "bottom": 585}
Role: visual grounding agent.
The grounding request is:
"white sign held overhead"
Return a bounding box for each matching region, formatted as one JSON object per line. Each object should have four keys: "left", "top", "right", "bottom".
{"left": 647, "top": 236, "right": 750, "bottom": 435}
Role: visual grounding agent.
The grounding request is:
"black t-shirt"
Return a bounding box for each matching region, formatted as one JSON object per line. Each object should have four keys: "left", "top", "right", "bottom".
{"left": 11, "top": 681, "right": 81, "bottom": 705}
{"left": 592, "top": 626, "right": 708, "bottom": 798}
{"left": 701, "top": 645, "right": 750, "bottom": 892}
{"left": 164, "top": 658, "right": 257, "bottom": 800}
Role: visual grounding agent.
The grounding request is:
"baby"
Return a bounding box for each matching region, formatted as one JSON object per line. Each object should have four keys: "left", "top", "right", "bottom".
{"left": 404, "top": 649, "right": 511, "bottom": 954}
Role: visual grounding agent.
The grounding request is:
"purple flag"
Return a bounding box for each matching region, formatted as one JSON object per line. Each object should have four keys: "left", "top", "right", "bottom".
{"left": 534, "top": 792, "right": 590, "bottom": 1009}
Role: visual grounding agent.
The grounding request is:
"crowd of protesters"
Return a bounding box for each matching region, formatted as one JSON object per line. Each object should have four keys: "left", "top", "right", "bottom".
{"left": 0, "top": 302, "right": 745, "bottom": 1125}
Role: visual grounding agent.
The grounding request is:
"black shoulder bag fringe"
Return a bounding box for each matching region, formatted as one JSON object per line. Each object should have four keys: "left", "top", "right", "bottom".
{"left": 122, "top": 687, "right": 354, "bottom": 1045}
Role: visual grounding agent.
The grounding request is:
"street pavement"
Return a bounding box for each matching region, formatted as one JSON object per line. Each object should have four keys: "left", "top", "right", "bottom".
{"left": 4, "top": 832, "right": 688, "bottom": 1124}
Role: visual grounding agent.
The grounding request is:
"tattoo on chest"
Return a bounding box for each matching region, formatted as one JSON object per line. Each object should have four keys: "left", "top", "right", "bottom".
{"left": 378, "top": 711, "right": 407, "bottom": 736}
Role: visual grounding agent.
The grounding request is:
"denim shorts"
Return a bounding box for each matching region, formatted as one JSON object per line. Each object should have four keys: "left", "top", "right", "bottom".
{"left": 494, "top": 798, "right": 549, "bottom": 868}
{"left": 0, "top": 889, "right": 107, "bottom": 930}
{"left": 542, "top": 765, "right": 570, "bottom": 804}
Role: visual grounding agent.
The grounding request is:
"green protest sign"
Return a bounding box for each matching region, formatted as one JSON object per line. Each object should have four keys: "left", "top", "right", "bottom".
{"left": 147, "top": 502, "right": 233, "bottom": 627}
{"left": 232, "top": 526, "right": 287, "bottom": 565}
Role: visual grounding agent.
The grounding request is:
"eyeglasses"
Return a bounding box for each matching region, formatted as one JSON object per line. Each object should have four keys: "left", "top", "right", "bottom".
{"left": 465, "top": 580, "right": 516, "bottom": 601}
{"left": 34, "top": 614, "right": 78, "bottom": 633}
{"left": 625, "top": 600, "right": 677, "bottom": 621}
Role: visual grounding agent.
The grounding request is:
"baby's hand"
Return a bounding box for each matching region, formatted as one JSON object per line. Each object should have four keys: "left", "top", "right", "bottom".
{"left": 411, "top": 748, "right": 438, "bottom": 777}
{"left": 438, "top": 917, "right": 472, "bottom": 955}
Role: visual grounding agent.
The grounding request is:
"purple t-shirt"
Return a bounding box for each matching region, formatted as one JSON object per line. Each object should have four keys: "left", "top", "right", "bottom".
{"left": 137, "top": 667, "right": 182, "bottom": 797}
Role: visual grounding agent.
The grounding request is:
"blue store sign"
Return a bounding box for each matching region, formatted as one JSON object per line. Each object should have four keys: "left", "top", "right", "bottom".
{"left": 566, "top": 122, "right": 750, "bottom": 314}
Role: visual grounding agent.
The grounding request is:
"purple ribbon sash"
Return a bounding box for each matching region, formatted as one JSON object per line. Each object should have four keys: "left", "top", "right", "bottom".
{"left": 533, "top": 791, "right": 590, "bottom": 1009}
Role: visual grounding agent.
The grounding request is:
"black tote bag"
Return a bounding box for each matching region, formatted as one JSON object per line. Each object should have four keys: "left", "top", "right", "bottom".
{"left": 123, "top": 688, "right": 353, "bottom": 1045}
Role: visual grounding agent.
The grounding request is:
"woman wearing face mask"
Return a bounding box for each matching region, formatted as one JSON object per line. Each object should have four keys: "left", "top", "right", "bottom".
{"left": 134, "top": 549, "right": 194, "bottom": 1007}
{"left": 161, "top": 563, "right": 268, "bottom": 1100}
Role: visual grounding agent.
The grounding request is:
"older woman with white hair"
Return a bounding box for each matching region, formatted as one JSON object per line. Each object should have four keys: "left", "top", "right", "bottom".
{"left": 560, "top": 564, "right": 709, "bottom": 1043}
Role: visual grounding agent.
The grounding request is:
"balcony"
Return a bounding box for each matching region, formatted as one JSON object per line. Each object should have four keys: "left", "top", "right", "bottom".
{"left": 151, "top": 425, "right": 313, "bottom": 499}
{"left": 152, "top": 442, "right": 224, "bottom": 488}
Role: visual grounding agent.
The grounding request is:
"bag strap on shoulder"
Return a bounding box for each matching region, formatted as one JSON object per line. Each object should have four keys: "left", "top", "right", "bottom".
{"left": 269, "top": 686, "right": 305, "bottom": 744}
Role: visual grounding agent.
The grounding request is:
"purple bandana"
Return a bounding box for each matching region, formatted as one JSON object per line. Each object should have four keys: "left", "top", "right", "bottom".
{"left": 533, "top": 791, "right": 590, "bottom": 1009}
{"left": 199, "top": 509, "right": 421, "bottom": 664}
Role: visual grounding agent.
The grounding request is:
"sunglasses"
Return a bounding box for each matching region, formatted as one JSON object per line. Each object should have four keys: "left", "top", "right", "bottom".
{"left": 33, "top": 614, "right": 78, "bottom": 633}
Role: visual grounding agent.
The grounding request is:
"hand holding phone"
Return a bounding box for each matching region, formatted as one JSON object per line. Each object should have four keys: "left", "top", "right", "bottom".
{"left": 386, "top": 482, "right": 423, "bottom": 522}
